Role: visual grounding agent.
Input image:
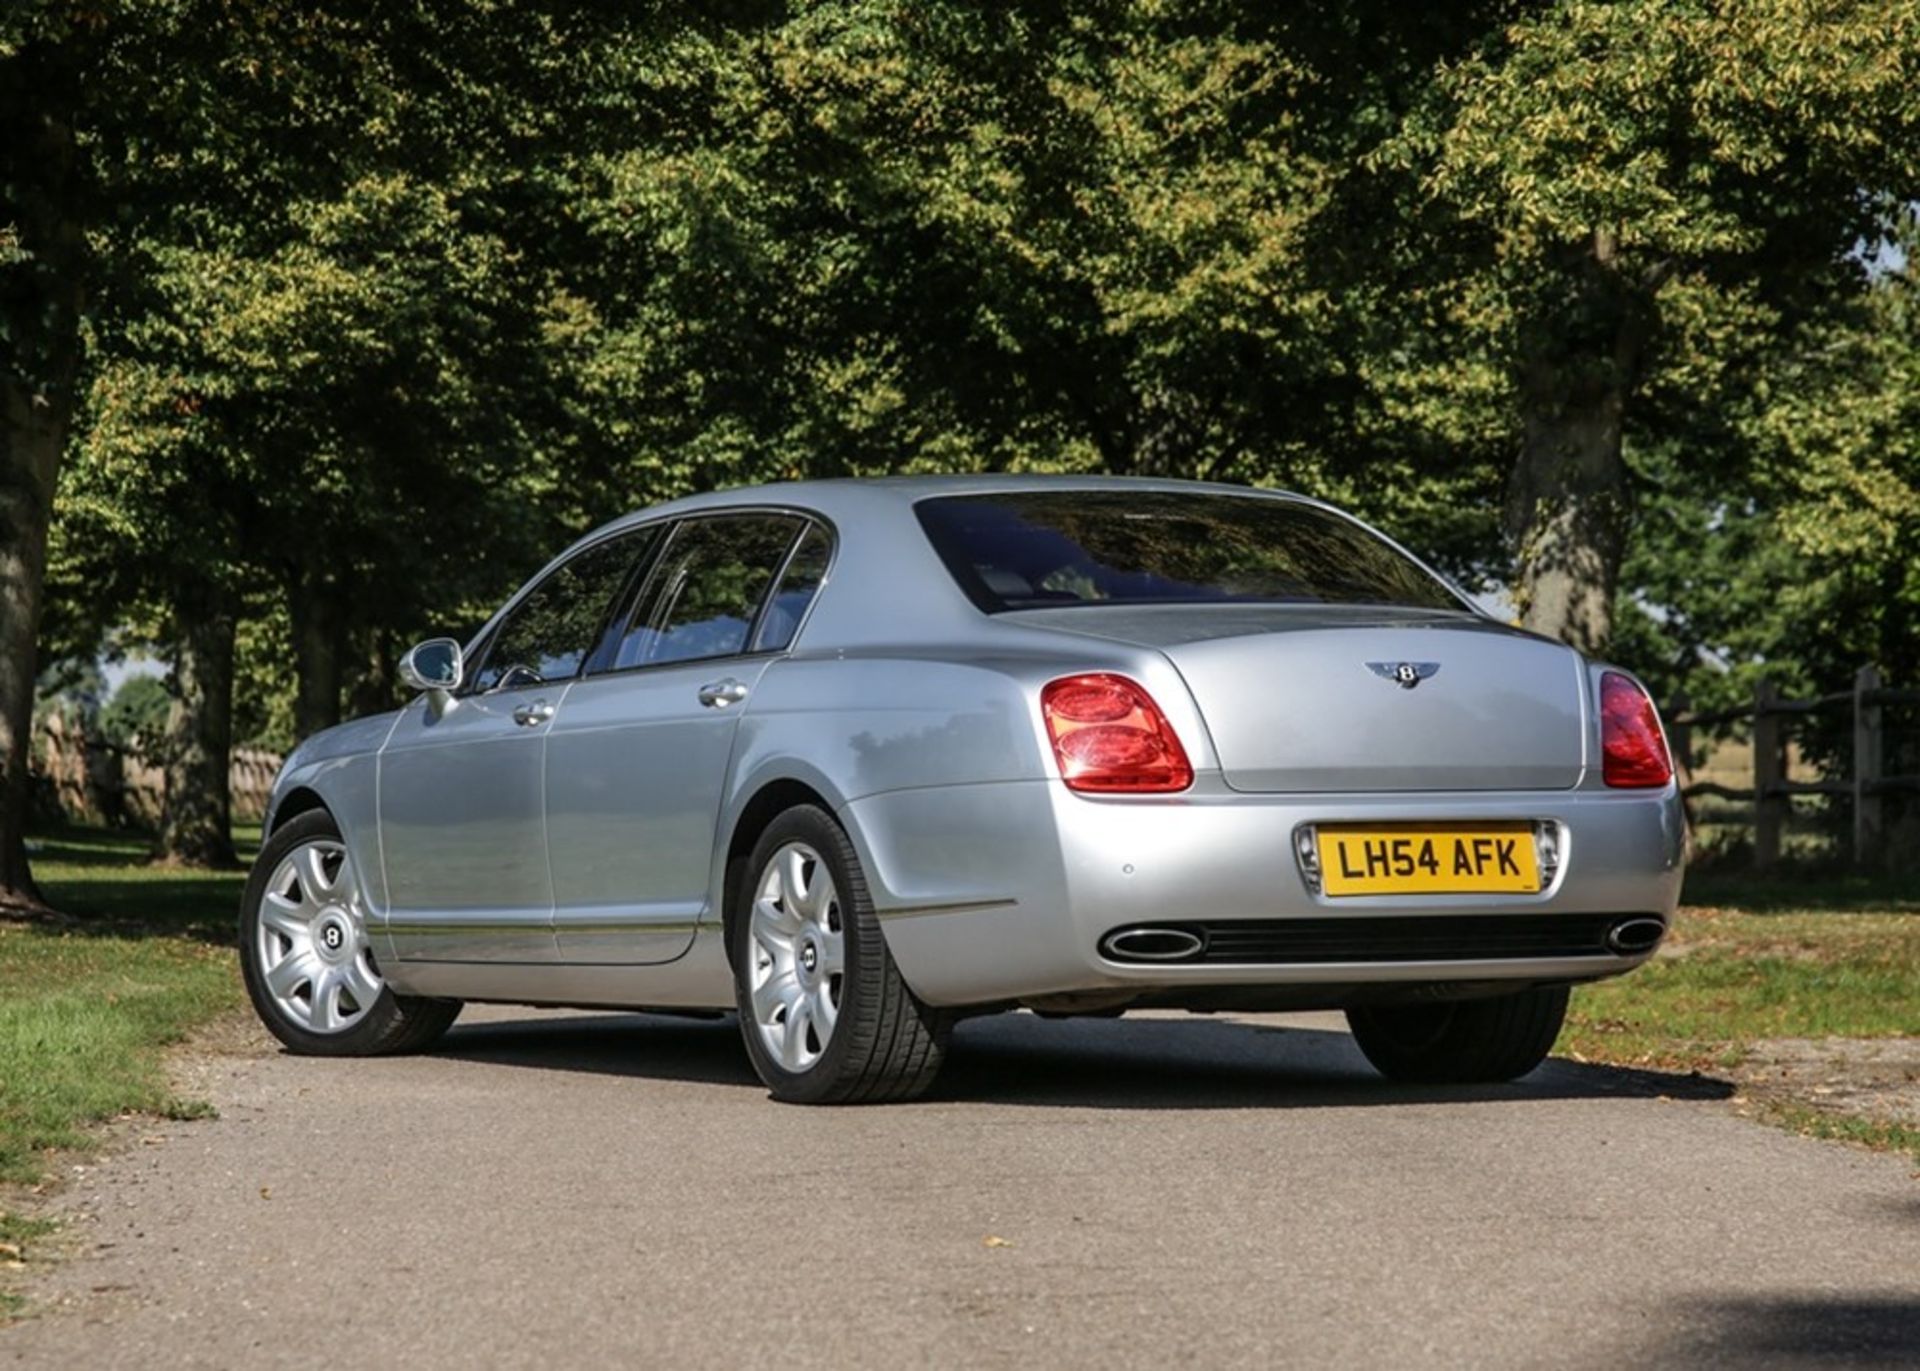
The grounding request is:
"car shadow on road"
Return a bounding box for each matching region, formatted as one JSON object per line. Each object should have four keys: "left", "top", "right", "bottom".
{"left": 432, "top": 1009, "right": 1732, "bottom": 1111}
{"left": 1642, "top": 1296, "right": 1920, "bottom": 1365}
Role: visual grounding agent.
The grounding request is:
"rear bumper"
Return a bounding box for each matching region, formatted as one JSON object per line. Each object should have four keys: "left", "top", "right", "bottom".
{"left": 845, "top": 778, "right": 1685, "bottom": 1007}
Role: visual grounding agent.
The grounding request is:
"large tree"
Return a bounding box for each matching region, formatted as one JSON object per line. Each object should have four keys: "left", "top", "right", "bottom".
{"left": 550, "top": 4, "right": 1511, "bottom": 575}
{"left": 1381, "top": 0, "right": 1920, "bottom": 651}
{"left": 1619, "top": 241, "right": 1920, "bottom": 713}
{"left": 2, "top": 8, "right": 96, "bottom": 906}
{"left": 39, "top": 3, "right": 586, "bottom": 866}
{"left": 17, "top": 1, "right": 1920, "bottom": 894}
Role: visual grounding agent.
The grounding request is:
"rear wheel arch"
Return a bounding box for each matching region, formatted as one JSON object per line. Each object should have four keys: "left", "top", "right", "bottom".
{"left": 722, "top": 778, "right": 838, "bottom": 968}
{"left": 728, "top": 801, "right": 950, "bottom": 1101}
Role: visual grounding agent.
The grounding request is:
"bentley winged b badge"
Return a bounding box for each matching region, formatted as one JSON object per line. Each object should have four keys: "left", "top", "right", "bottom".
{"left": 1368, "top": 661, "right": 1440, "bottom": 690}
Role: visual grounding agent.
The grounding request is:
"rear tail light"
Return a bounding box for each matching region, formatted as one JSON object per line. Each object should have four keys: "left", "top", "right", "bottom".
{"left": 1599, "top": 672, "right": 1673, "bottom": 788}
{"left": 1041, "top": 674, "right": 1194, "bottom": 794}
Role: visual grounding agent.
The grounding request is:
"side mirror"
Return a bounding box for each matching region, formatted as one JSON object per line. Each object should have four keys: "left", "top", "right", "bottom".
{"left": 399, "top": 638, "right": 463, "bottom": 715}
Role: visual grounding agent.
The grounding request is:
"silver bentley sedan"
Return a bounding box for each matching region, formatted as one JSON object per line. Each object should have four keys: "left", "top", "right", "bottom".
{"left": 241, "top": 476, "right": 1684, "bottom": 1102}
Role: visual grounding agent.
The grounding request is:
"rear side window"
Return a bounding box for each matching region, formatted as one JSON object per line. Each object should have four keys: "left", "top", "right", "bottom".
{"left": 612, "top": 514, "right": 803, "bottom": 669}
{"left": 914, "top": 491, "right": 1461, "bottom": 613}
{"left": 753, "top": 524, "right": 832, "bottom": 652}
{"left": 468, "top": 529, "right": 659, "bottom": 692}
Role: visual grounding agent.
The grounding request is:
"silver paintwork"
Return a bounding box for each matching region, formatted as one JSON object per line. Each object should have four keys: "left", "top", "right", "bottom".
{"left": 378, "top": 681, "right": 558, "bottom": 962}
{"left": 261, "top": 475, "right": 1685, "bottom": 1018}
{"left": 542, "top": 659, "right": 770, "bottom": 964}
{"left": 255, "top": 838, "right": 383, "bottom": 1033}
{"left": 1027, "top": 605, "right": 1589, "bottom": 793}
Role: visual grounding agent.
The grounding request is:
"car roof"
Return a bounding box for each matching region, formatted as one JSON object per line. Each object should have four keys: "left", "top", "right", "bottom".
{"left": 594, "top": 473, "right": 1323, "bottom": 536}
{"left": 471, "top": 473, "right": 1473, "bottom": 662}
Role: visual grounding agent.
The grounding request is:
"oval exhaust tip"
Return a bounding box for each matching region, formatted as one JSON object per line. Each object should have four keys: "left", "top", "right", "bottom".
{"left": 1101, "top": 927, "right": 1206, "bottom": 962}
{"left": 1606, "top": 917, "right": 1667, "bottom": 956}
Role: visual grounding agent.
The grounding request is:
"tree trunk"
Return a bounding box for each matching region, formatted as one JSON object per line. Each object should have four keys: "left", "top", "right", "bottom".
{"left": 0, "top": 384, "right": 68, "bottom": 910}
{"left": 1506, "top": 362, "right": 1629, "bottom": 655}
{"left": 158, "top": 582, "right": 239, "bottom": 868}
{"left": 0, "top": 41, "right": 85, "bottom": 911}
{"left": 346, "top": 626, "right": 398, "bottom": 721}
{"left": 1506, "top": 234, "right": 1661, "bottom": 657}
{"left": 290, "top": 564, "right": 343, "bottom": 740}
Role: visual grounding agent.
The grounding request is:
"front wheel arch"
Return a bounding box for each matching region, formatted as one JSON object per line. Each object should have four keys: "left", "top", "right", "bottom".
{"left": 266, "top": 785, "right": 328, "bottom": 837}
{"left": 239, "top": 807, "right": 460, "bottom": 1056}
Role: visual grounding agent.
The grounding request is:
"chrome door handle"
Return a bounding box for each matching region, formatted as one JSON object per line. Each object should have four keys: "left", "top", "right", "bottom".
{"left": 697, "top": 678, "right": 750, "bottom": 708}
{"left": 512, "top": 699, "right": 555, "bottom": 727}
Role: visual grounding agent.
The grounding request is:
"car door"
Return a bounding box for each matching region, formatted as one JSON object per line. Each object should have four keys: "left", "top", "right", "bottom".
{"left": 544, "top": 513, "right": 830, "bottom": 963}
{"left": 377, "top": 530, "right": 656, "bottom": 962}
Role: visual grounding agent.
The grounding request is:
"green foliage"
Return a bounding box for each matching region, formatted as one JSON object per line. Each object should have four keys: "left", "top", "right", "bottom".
{"left": 40, "top": 2, "right": 594, "bottom": 742}
{"left": 1362, "top": 0, "right": 1920, "bottom": 643}
{"left": 545, "top": 4, "right": 1512, "bottom": 573}
{"left": 1385, "top": 0, "right": 1920, "bottom": 370}
{"left": 17, "top": 1, "right": 1920, "bottom": 852}
{"left": 31, "top": 654, "right": 104, "bottom": 725}
{"left": 1618, "top": 257, "right": 1920, "bottom": 812}
{"left": 97, "top": 673, "right": 169, "bottom": 751}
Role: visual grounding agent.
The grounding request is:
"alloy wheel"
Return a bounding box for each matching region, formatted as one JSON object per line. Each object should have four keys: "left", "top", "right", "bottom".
{"left": 747, "top": 841, "right": 846, "bottom": 1072}
{"left": 254, "top": 839, "right": 383, "bottom": 1034}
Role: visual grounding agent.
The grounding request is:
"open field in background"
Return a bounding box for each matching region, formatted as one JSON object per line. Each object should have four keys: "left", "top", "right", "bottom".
{"left": 1684, "top": 735, "right": 1858, "bottom": 864}
{"left": 1, "top": 827, "right": 1916, "bottom": 1318}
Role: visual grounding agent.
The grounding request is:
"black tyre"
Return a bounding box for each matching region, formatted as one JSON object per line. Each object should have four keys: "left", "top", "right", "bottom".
{"left": 731, "top": 805, "right": 949, "bottom": 1103}
{"left": 239, "top": 809, "right": 461, "bottom": 1056}
{"left": 1345, "top": 986, "right": 1569, "bottom": 1084}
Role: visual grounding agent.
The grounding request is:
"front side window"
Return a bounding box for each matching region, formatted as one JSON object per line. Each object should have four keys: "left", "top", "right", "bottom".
{"left": 612, "top": 515, "right": 804, "bottom": 669}
{"left": 468, "top": 529, "right": 658, "bottom": 693}
{"left": 914, "top": 491, "right": 1462, "bottom": 613}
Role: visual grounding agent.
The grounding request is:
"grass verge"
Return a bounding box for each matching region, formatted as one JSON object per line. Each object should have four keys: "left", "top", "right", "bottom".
{"left": 1, "top": 826, "right": 250, "bottom": 1319}
{"left": 0, "top": 1214, "right": 58, "bottom": 1319}
{"left": 1561, "top": 868, "right": 1920, "bottom": 1163}
{"left": 1750, "top": 1103, "right": 1920, "bottom": 1161}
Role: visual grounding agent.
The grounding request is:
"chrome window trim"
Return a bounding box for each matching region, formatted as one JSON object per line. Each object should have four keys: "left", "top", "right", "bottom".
{"left": 577, "top": 505, "right": 840, "bottom": 683}
{"left": 458, "top": 523, "right": 667, "bottom": 698}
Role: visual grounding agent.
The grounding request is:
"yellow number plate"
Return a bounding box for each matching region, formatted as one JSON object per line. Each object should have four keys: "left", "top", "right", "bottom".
{"left": 1316, "top": 824, "right": 1541, "bottom": 897}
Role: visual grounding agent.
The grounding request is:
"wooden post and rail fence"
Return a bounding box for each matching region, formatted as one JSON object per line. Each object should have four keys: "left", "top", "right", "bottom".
{"left": 1667, "top": 665, "right": 1920, "bottom": 870}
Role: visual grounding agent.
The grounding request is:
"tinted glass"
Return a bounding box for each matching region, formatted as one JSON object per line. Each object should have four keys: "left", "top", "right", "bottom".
{"left": 470, "top": 530, "right": 656, "bottom": 693}
{"left": 613, "top": 515, "right": 802, "bottom": 669}
{"left": 915, "top": 491, "right": 1460, "bottom": 612}
{"left": 752, "top": 524, "right": 832, "bottom": 652}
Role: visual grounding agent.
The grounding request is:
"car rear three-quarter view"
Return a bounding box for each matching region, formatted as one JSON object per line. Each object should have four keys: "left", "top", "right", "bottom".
{"left": 241, "top": 477, "right": 1686, "bottom": 1103}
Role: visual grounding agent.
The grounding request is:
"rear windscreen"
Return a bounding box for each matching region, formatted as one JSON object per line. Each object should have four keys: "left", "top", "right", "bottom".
{"left": 915, "top": 491, "right": 1462, "bottom": 612}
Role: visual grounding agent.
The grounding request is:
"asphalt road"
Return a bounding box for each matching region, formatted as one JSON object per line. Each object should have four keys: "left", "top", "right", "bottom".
{"left": 5, "top": 1006, "right": 1918, "bottom": 1368}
